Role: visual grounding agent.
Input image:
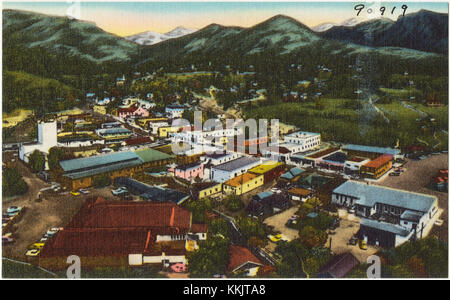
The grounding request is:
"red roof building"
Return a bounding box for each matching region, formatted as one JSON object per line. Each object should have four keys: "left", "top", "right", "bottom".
{"left": 39, "top": 197, "right": 207, "bottom": 270}
{"left": 227, "top": 245, "right": 263, "bottom": 276}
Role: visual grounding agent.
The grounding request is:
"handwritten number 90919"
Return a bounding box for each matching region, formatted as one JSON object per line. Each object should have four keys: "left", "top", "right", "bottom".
{"left": 354, "top": 4, "right": 408, "bottom": 17}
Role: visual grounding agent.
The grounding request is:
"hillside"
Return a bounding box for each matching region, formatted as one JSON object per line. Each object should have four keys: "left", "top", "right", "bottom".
{"left": 321, "top": 10, "right": 448, "bottom": 54}
{"left": 3, "top": 9, "right": 139, "bottom": 63}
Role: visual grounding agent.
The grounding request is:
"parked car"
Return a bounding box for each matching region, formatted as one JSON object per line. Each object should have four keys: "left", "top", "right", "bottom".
{"left": 79, "top": 188, "right": 90, "bottom": 194}
{"left": 70, "top": 191, "right": 80, "bottom": 196}
{"left": 435, "top": 219, "right": 444, "bottom": 226}
{"left": 389, "top": 172, "right": 400, "bottom": 176}
{"left": 112, "top": 187, "right": 129, "bottom": 196}
{"left": 347, "top": 206, "right": 355, "bottom": 214}
{"left": 267, "top": 234, "right": 282, "bottom": 243}
{"left": 6, "top": 206, "right": 21, "bottom": 216}
{"left": 2, "top": 233, "right": 14, "bottom": 245}
{"left": 170, "top": 263, "right": 187, "bottom": 273}
{"left": 25, "top": 249, "right": 40, "bottom": 257}
{"left": 359, "top": 239, "right": 367, "bottom": 250}
{"left": 28, "top": 243, "right": 45, "bottom": 250}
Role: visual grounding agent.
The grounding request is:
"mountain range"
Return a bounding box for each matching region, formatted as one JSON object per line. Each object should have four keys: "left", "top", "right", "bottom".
{"left": 124, "top": 26, "right": 197, "bottom": 45}
{"left": 320, "top": 10, "right": 448, "bottom": 54}
{"left": 2, "top": 9, "right": 448, "bottom": 66}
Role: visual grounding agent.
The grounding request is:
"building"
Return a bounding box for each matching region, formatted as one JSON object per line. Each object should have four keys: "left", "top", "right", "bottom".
{"left": 173, "top": 163, "right": 204, "bottom": 181}
{"left": 247, "top": 191, "right": 289, "bottom": 216}
{"left": 317, "top": 151, "right": 347, "bottom": 172}
{"left": 332, "top": 181, "right": 439, "bottom": 247}
{"left": 278, "top": 167, "right": 306, "bottom": 187}
{"left": 191, "top": 182, "right": 222, "bottom": 200}
{"left": 227, "top": 245, "right": 263, "bottom": 277}
{"left": 59, "top": 148, "right": 173, "bottom": 190}
{"left": 223, "top": 172, "right": 264, "bottom": 195}
{"left": 200, "top": 152, "right": 241, "bottom": 166}
{"left": 19, "top": 120, "right": 58, "bottom": 165}
{"left": 39, "top": 197, "right": 206, "bottom": 270}
{"left": 114, "top": 177, "right": 189, "bottom": 204}
{"left": 284, "top": 131, "right": 321, "bottom": 152}
{"left": 211, "top": 156, "right": 261, "bottom": 183}
{"left": 359, "top": 155, "right": 393, "bottom": 179}
{"left": 287, "top": 187, "right": 313, "bottom": 202}
{"left": 115, "top": 105, "right": 149, "bottom": 119}
{"left": 165, "top": 105, "right": 185, "bottom": 118}
{"left": 316, "top": 253, "right": 359, "bottom": 278}
{"left": 248, "top": 161, "right": 285, "bottom": 184}
{"left": 343, "top": 157, "right": 370, "bottom": 176}
{"left": 342, "top": 144, "right": 400, "bottom": 160}
{"left": 95, "top": 128, "right": 132, "bottom": 142}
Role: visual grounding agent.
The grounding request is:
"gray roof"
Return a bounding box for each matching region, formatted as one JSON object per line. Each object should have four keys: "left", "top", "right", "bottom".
{"left": 342, "top": 144, "right": 400, "bottom": 156}
{"left": 333, "top": 181, "right": 436, "bottom": 213}
{"left": 361, "top": 218, "right": 411, "bottom": 237}
{"left": 212, "top": 156, "right": 259, "bottom": 172}
{"left": 60, "top": 151, "right": 140, "bottom": 173}
{"left": 400, "top": 210, "right": 423, "bottom": 222}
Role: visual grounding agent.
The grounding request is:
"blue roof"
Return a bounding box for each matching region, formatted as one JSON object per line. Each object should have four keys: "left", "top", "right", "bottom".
{"left": 60, "top": 151, "right": 140, "bottom": 173}
{"left": 322, "top": 151, "right": 347, "bottom": 163}
{"left": 280, "top": 167, "right": 305, "bottom": 179}
{"left": 256, "top": 191, "right": 273, "bottom": 200}
{"left": 333, "top": 181, "right": 436, "bottom": 213}
{"left": 361, "top": 219, "right": 411, "bottom": 237}
{"left": 97, "top": 128, "right": 131, "bottom": 135}
{"left": 342, "top": 144, "right": 400, "bottom": 156}
{"left": 307, "top": 212, "right": 318, "bottom": 218}
{"left": 400, "top": 210, "right": 423, "bottom": 222}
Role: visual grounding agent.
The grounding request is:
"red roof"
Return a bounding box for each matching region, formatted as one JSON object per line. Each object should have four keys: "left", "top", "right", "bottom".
{"left": 67, "top": 197, "right": 191, "bottom": 231}
{"left": 125, "top": 136, "right": 151, "bottom": 146}
{"left": 363, "top": 155, "right": 393, "bottom": 169}
{"left": 40, "top": 228, "right": 150, "bottom": 258}
{"left": 118, "top": 105, "right": 138, "bottom": 113}
{"left": 40, "top": 198, "right": 194, "bottom": 258}
{"left": 191, "top": 223, "right": 207, "bottom": 233}
{"left": 227, "top": 245, "right": 262, "bottom": 272}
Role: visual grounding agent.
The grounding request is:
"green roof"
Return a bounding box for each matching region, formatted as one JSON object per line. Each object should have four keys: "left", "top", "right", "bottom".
{"left": 135, "top": 148, "right": 173, "bottom": 163}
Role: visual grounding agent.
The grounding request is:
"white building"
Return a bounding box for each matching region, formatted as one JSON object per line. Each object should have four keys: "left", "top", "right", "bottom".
{"left": 165, "top": 105, "right": 185, "bottom": 118}
{"left": 200, "top": 152, "right": 241, "bottom": 166}
{"left": 284, "top": 131, "right": 321, "bottom": 152}
{"left": 210, "top": 156, "right": 261, "bottom": 183}
{"left": 332, "top": 181, "right": 439, "bottom": 247}
{"left": 171, "top": 128, "right": 235, "bottom": 146}
{"left": 19, "top": 120, "right": 58, "bottom": 165}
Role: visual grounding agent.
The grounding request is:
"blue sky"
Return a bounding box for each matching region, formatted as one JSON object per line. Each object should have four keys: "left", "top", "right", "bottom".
{"left": 3, "top": 1, "right": 448, "bottom": 36}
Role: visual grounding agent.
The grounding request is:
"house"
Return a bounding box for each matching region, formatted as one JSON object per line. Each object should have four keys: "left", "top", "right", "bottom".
{"left": 165, "top": 105, "right": 185, "bottom": 118}
{"left": 332, "top": 181, "right": 439, "bottom": 247}
{"left": 287, "top": 187, "right": 313, "bottom": 202}
{"left": 317, "top": 151, "right": 347, "bottom": 172}
{"left": 211, "top": 156, "right": 261, "bottom": 183}
{"left": 247, "top": 191, "right": 289, "bottom": 216}
{"left": 39, "top": 198, "right": 206, "bottom": 270}
{"left": 278, "top": 167, "right": 306, "bottom": 187}
{"left": 116, "top": 105, "right": 149, "bottom": 119}
{"left": 288, "top": 147, "right": 340, "bottom": 168}
{"left": 191, "top": 182, "right": 222, "bottom": 200}
{"left": 223, "top": 172, "right": 264, "bottom": 195}
{"left": 341, "top": 144, "right": 400, "bottom": 160}
{"left": 173, "top": 163, "right": 204, "bottom": 181}
{"left": 248, "top": 161, "right": 285, "bottom": 184}
{"left": 359, "top": 155, "right": 393, "bottom": 179}
{"left": 316, "top": 253, "right": 359, "bottom": 278}
{"left": 227, "top": 245, "right": 263, "bottom": 277}
{"left": 19, "top": 120, "right": 58, "bottom": 165}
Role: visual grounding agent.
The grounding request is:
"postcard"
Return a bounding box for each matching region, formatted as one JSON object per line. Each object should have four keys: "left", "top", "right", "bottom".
{"left": 1, "top": 1, "right": 448, "bottom": 282}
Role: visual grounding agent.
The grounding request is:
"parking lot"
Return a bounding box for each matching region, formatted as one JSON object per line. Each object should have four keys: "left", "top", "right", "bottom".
{"left": 326, "top": 210, "right": 378, "bottom": 263}
{"left": 2, "top": 155, "right": 123, "bottom": 261}
{"left": 263, "top": 205, "right": 301, "bottom": 242}
{"left": 374, "top": 153, "right": 448, "bottom": 242}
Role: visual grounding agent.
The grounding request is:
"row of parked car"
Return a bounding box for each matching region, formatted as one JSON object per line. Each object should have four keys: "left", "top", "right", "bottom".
{"left": 2, "top": 206, "right": 22, "bottom": 245}
{"left": 25, "top": 227, "right": 63, "bottom": 257}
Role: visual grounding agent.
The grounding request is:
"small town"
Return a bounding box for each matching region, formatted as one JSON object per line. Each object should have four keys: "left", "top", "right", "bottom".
{"left": 1, "top": 2, "right": 448, "bottom": 280}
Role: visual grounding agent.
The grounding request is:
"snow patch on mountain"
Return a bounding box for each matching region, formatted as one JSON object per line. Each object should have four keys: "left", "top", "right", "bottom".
{"left": 125, "top": 26, "right": 197, "bottom": 45}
